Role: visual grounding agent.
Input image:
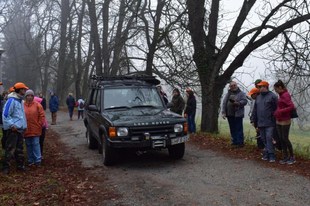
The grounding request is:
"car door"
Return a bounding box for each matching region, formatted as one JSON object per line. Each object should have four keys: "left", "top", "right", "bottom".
{"left": 92, "top": 89, "right": 102, "bottom": 139}
{"left": 88, "top": 89, "right": 98, "bottom": 137}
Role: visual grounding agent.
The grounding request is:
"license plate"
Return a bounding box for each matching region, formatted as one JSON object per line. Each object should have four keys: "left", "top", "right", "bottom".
{"left": 171, "top": 135, "right": 189, "bottom": 145}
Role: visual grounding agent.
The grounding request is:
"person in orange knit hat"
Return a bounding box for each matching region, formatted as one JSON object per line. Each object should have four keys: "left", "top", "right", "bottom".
{"left": 2, "top": 82, "right": 29, "bottom": 174}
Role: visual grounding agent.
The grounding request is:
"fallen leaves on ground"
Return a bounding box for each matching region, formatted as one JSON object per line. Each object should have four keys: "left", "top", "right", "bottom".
{"left": 0, "top": 129, "right": 118, "bottom": 205}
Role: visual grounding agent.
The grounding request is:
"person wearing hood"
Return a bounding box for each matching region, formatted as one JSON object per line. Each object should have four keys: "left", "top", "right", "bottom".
{"left": 49, "top": 91, "right": 59, "bottom": 125}
{"left": 23, "top": 90, "right": 45, "bottom": 167}
{"left": 66, "top": 93, "right": 76, "bottom": 121}
{"left": 2, "top": 82, "right": 29, "bottom": 174}
{"left": 34, "top": 96, "right": 49, "bottom": 159}
{"left": 170, "top": 88, "right": 185, "bottom": 115}
{"left": 252, "top": 81, "right": 278, "bottom": 163}
{"left": 222, "top": 81, "right": 248, "bottom": 147}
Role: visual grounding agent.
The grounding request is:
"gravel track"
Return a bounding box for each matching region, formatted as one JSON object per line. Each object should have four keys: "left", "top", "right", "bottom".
{"left": 48, "top": 111, "right": 310, "bottom": 206}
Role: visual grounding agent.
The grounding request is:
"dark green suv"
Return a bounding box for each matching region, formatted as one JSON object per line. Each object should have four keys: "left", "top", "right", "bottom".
{"left": 84, "top": 75, "right": 189, "bottom": 166}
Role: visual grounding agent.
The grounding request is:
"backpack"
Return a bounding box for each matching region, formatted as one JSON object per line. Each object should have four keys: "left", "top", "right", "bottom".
{"left": 79, "top": 101, "right": 84, "bottom": 108}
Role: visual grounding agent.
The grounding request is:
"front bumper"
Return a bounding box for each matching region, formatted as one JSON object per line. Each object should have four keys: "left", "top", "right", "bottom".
{"left": 107, "top": 134, "right": 190, "bottom": 149}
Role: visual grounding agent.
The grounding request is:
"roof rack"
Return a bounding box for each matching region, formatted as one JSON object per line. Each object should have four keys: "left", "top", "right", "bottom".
{"left": 90, "top": 74, "right": 161, "bottom": 85}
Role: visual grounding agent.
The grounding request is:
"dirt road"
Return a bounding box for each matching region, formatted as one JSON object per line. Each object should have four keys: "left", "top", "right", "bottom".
{"left": 48, "top": 111, "right": 310, "bottom": 206}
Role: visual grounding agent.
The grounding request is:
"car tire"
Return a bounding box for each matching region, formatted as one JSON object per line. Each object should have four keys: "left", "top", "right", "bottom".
{"left": 168, "top": 143, "right": 185, "bottom": 159}
{"left": 86, "top": 126, "right": 98, "bottom": 149}
{"left": 102, "top": 135, "right": 117, "bottom": 166}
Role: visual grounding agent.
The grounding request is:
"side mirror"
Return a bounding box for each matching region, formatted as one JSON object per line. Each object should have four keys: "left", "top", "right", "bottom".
{"left": 167, "top": 102, "right": 174, "bottom": 108}
{"left": 88, "top": 105, "right": 99, "bottom": 112}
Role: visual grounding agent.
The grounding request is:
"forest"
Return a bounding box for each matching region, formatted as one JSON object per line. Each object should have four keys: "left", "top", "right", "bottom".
{"left": 0, "top": 0, "right": 310, "bottom": 133}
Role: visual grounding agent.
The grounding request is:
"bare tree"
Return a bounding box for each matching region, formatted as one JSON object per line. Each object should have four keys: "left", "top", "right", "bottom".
{"left": 186, "top": 0, "right": 310, "bottom": 133}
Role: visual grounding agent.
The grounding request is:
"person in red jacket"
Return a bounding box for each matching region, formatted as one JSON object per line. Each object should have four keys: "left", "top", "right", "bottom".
{"left": 273, "top": 80, "right": 296, "bottom": 164}
{"left": 24, "top": 90, "right": 45, "bottom": 167}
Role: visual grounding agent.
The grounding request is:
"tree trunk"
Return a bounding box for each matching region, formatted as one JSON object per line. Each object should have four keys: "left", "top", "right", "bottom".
{"left": 56, "top": 0, "right": 70, "bottom": 104}
{"left": 87, "top": 0, "right": 103, "bottom": 75}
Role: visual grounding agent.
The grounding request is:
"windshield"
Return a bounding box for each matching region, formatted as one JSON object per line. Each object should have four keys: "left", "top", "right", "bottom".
{"left": 103, "top": 87, "right": 164, "bottom": 109}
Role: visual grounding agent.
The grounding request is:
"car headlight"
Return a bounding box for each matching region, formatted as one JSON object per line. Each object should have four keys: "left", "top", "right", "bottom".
{"left": 174, "top": 124, "right": 183, "bottom": 133}
{"left": 117, "top": 127, "right": 129, "bottom": 136}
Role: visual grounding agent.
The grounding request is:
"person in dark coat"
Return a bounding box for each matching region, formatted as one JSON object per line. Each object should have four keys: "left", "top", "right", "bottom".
{"left": 38, "top": 92, "right": 46, "bottom": 110}
{"left": 49, "top": 91, "right": 59, "bottom": 125}
{"left": 170, "top": 88, "right": 185, "bottom": 115}
{"left": 252, "top": 81, "right": 278, "bottom": 163}
{"left": 66, "top": 93, "right": 76, "bottom": 121}
{"left": 185, "top": 90, "right": 196, "bottom": 133}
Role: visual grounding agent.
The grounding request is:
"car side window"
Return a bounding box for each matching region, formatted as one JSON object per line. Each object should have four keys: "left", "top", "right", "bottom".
{"left": 96, "top": 90, "right": 101, "bottom": 111}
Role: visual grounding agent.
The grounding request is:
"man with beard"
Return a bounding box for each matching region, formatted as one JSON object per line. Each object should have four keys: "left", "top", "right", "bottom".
{"left": 222, "top": 81, "right": 248, "bottom": 148}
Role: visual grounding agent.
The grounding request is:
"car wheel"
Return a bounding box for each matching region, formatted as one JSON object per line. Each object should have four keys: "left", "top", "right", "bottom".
{"left": 101, "top": 135, "right": 117, "bottom": 166}
{"left": 168, "top": 143, "right": 185, "bottom": 159}
{"left": 86, "top": 126, "right": 98, "bottom": 149}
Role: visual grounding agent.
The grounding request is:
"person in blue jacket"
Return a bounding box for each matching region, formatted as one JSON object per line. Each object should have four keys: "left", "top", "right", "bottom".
{"left": 2, "top": 82, "right": 29, "bottom": 174}
{"left": 49, "top": 91, "right": 59, "bottom": 125}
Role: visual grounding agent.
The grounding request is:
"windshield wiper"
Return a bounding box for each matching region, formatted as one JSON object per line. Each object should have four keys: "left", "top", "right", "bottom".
{"left": 104, "top": 106, "right": 131, "bottom": 110}
{"left": 130, "top": 105, "right": 160, "bottom": 109}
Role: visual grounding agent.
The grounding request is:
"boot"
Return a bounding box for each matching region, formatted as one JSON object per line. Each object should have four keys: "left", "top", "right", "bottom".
{"left": 70, "top": 117, "right": 72, "bottom": 121}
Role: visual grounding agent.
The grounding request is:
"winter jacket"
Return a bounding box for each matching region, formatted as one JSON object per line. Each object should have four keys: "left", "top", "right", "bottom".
{"left": 34, "top": 96, "right": 49, "bottom": 128}
{"left": 66, "top": 96, "right": 76, "bottom": 108}
{"left": 170, "top": 95, "right": 185, "bottom": 115}
{"left": 222, "top": 88, "right": 248, "bottom": 118}
{"left": 77, "top": 99, "right": 85, "bottom": 111}
{"left": 252, "top": 91, "right": 278, "bottom": 127}
{"left": 41, "top": 98, "right": 46, "bottom": 110}
{"left": 273, "top": 89, "right": 294, "bottom": 121}
{"left": 24, "top": 101, "right": 45, "bottom": 137}
{"left": 49, "top": 95, "right": 59, "bottom": 112}
{"left": 2, "top": 92, "right": 27, "bottom": 131}
{"left": 185, "top": 96, "right": 196, "bottom": 115}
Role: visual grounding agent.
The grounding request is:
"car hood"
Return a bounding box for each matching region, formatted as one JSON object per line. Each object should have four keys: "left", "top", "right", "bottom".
{"left": 103, "top": 108, "right": 186, "bottom": 127}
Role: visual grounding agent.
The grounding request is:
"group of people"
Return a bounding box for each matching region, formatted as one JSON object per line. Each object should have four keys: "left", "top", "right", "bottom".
{"left": 157, "top": 86, "right": 197, "bottom": 134}
{"left": 222, "top": 79, "right": 296, "bottom": 164}
{"left": 0, "top": 82, "right": 86, "bottom": 174}
{"left": 1, "top": 83, "right": 49, "bottom": 174}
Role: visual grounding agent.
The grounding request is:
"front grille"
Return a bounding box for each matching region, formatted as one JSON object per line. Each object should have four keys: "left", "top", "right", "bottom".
{"left": 130, "top": 125, "right": 173, "bottom": 138}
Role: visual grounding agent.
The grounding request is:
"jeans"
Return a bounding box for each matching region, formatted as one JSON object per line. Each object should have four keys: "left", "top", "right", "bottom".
{"left": 68, "top": 106, "right": 74, "bottom": 117}
{"left": 78, "top": 110, "right": 84, "bottom": 119}
{"left": 227, "top": 116, "right": 244, "bottom": 145}
{"left": 25, "top": 136, "right": 41, "bottom": 163}
{"left": 187, "top": 114, "right": 196, "bottom": 133}
{"left": 259, "top": 127, "right": 275, "bottom": 154}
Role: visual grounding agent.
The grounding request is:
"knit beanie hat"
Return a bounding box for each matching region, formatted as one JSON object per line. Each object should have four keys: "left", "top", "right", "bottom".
{"left": 25, "top": 89, "right": 35, "bottom": 97}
